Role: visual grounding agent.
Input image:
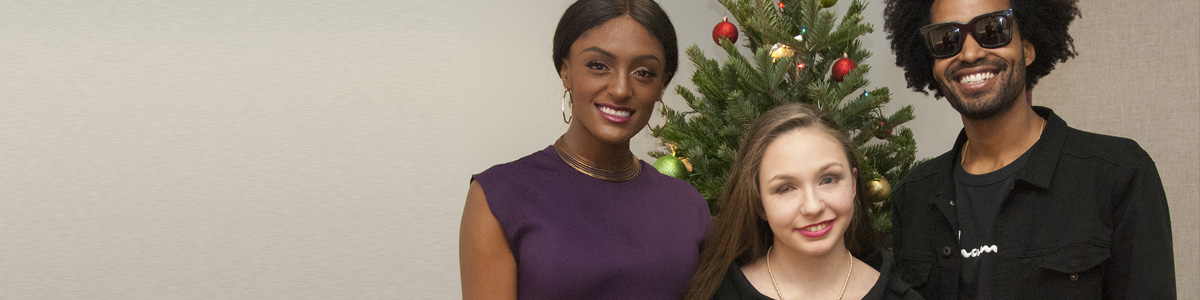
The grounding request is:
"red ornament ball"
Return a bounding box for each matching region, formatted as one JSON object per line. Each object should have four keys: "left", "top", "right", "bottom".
{"left": 831, "top": 55, "right": 857, "bottom": 82}
{"left": 875, "top": 118, "right": 894, "bottom": 139}
{"left": 712, "top": 17, "right": 738, "bottom": 45}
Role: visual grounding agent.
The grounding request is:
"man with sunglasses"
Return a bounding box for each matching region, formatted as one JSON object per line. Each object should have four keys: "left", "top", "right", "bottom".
{"left": 881, "top": 0, "right": 1176, "bottom": 299}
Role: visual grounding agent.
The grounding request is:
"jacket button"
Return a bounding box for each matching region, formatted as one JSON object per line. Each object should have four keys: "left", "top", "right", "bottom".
{"left": 1069, "top": 273, "right": 1079, "bottom": 281}
{"left": 942, "top": 246, "right": 953, "bottom": 257}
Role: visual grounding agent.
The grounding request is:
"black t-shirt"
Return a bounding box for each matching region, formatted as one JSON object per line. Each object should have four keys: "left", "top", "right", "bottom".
{"left": 953, "top": 142, "right": 1036, "bottom": 300}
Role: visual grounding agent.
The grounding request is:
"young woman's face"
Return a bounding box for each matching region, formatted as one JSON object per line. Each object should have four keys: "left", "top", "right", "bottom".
{"left": 758, "top": 127, "right": 856, "bottom": 257}
{"left": 559, "top": 15, "right": 666, "bottom": 145}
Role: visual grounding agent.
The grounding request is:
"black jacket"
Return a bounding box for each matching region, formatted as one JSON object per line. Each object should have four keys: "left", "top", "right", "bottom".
{"left": 713, "top": 249, "right": 924, "bottom": 300}
{"left": 890, "top": 107, "right": 1175, "bottom": 299}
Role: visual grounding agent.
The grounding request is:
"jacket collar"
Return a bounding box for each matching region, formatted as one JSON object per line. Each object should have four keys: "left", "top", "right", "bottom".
{"left": 942, "top": 106, "right": 1065, "bottom": 189}
{"left": 1018, "top": 106, "right": 1066, "bottom": 189}
{"left": 920, "top": 106, "right": 1067, "bottom": 218}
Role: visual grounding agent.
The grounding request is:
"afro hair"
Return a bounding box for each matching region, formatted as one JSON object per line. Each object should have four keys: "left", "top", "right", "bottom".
{"left": 882, "top": 0, "right": 1081, "bottom": 98}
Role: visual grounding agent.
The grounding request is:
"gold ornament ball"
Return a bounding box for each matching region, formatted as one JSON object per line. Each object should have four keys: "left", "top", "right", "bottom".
{"left": 821, "top": 0, "right": 838, "bottom": 8}
{"left": 867, "top": 177, "right": 891, "bottom": 202}
{"left": 769, "top": 43, "right": 795, "bottom": 62}
{"left": 653, "top": 156, "right": 689, "bottom": 180}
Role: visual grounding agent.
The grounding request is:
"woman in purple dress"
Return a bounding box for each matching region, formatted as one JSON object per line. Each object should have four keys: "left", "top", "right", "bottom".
{"left": 459, "top": 1, "right": 711, "bottom": 299}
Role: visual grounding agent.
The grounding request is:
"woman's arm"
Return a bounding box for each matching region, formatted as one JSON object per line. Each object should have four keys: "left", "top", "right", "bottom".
{"left": 459, "top": 180, "right": 517, "bottom": 299}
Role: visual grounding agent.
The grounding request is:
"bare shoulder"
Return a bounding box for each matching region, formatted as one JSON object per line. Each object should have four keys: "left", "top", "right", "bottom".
{"left": 459, "top": 180, "right": 517, "bottom": 299}
{"left": 461, "top": 181, "right": 496, "bottom": 236}
{"left": 460, "top": 180, "right": 506, "bottom": 255}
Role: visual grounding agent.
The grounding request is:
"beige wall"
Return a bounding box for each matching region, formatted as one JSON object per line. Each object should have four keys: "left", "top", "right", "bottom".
{"left": 1034, "top": 1, "right": 1200, "bottom": 297}
{"left": 0, "top": 0, "right": 1193, "bottom": 298}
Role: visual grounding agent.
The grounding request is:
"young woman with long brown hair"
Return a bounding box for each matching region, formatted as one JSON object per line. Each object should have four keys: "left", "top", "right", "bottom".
{"left": 685, "top": 103, "right": 921, "bottom": 300}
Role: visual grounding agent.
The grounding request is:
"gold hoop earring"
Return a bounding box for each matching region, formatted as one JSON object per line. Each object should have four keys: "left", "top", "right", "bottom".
{"left": 561, "top": 89, "right": 572, "bottom": 124}
{"left": 645, "top": 100, "right": 668, "bottom": 132}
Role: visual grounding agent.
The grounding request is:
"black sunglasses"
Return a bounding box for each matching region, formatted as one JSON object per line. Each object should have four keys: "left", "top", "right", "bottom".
{"left": 919, "top": 9, "right": 1014, "bottom": 58}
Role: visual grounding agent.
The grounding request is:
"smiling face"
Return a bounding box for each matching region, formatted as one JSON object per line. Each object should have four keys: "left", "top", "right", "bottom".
{"left": 758, "top": 127, "right": 857, "bottom": 257}
{"left": 559, "top": 16, "right": 666, "bottom": 146}
{"left": 930, "top": 0, "right": 1035, "bottom": 120}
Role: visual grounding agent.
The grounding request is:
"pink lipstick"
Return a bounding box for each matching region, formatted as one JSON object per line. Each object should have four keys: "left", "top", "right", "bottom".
{"left": 596, "top": 104, "right": 633, "bottom": 123}
{"left": 796, "top": 219, "right": 835, "bottom": 237}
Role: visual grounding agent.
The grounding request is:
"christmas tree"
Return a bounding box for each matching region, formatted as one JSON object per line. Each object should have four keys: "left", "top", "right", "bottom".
{"left": 649, "top": 0, "right": 917, "bottom": 237}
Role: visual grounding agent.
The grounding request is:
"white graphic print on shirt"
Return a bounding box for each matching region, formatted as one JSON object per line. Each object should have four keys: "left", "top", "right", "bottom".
{"left": 961, "top": 245, "right": 998, "bottom": 258}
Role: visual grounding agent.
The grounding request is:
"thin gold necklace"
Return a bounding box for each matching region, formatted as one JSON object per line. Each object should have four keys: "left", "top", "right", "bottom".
{"left": 962, "top": 117, "right": 1046, "bottom": 164}
{"left": 766, "top": 246, "right": 853, "bottom": 300}
{"left": 553, "top": 137, "right": 641, "bottom": 182}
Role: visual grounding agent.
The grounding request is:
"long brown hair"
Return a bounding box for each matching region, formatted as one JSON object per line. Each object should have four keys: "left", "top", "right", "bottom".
{"left": 683, "top": 103, "right": 880, "bottom": 300}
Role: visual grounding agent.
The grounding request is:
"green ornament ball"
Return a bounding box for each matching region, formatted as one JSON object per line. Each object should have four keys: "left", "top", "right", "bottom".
{"left": 821, "top": 0, "right": 837, "bottom": 8}
{"left": 653, "top": 156, "right": 689, "bottom": 180}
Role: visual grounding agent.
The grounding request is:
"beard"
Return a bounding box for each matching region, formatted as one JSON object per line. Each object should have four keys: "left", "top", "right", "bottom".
{"left": 938, "top": 55, "right": 1027, "bottom": 121}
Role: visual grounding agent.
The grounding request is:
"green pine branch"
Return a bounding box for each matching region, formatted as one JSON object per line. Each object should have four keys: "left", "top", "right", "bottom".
{"left": 651, "top": 0, "right": 919, "bottom": 244}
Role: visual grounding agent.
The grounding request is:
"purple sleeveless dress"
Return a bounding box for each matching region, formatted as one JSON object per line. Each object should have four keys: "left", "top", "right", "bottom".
{"left": 472, "top": 145, "right": 712, "bottom": 299}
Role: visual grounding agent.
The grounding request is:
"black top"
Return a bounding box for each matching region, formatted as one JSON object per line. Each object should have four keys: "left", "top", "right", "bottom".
{"left": 890, "top": 107, "right": 1176, "bottom": 299}
{"left": 952, "top": 138, "right": 1035, "bottom": 299}
{"left": 712, "top": 249, "right": 924, "bottom": 300}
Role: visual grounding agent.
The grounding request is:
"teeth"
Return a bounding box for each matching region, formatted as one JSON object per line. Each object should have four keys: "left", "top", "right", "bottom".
{"left": 599, "top": 106, "right": 632, "bottom": 118}
{"left": 803, "top": 222, "right": 829, "bottom": 232}
{"left": 959, "top": 72, "right": 995, "bottom": 84}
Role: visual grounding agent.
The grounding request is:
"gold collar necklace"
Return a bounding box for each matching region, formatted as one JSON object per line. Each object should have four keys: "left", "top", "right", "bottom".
{"left": 766, "top": 246, "right": 853, "bottom": 300}
{"left": 553, "top": 138, "right": 640, "bottom": 182}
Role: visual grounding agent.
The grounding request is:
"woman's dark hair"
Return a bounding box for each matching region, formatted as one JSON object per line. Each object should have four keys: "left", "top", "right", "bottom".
{"left": 882, "top": 0, "right": 1081, "bottom": 98}
{"left": 683, "top": 103, "right": 881, "bottom": 300}
{"left": 552, "top": 0, "right": 679, "bottom": 85}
